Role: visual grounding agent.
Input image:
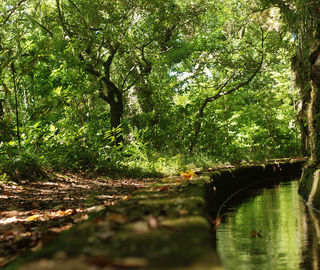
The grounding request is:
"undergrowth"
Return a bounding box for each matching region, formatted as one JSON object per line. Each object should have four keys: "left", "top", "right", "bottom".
{"left": 0, "top": 126, "right": 299, "bottom": 182}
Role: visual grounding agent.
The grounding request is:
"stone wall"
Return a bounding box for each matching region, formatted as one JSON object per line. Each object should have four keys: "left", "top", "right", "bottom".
{"left": 205, "top": 160, "right": 304, "bottom": 217}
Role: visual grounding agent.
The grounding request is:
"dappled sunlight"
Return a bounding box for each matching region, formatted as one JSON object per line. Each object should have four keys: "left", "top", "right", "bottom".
{"left": 0, "top": 174, "right": 153, "bottom": 267}
{"left": 0, "top": 0, "right": 319, "bottom": 268}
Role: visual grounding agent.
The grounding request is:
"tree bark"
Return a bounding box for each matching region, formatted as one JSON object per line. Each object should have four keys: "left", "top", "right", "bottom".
{"left": 11, "top": 63, "right": 21, "bottom": 150}
{"left": 99, "top": 79, "right": 124, "bottom": 141}
{"left": 298, "top": 39, "right": 320, "bottom": 210}
{"left": 308, "top": 41, "right": 320, "bottom": 164}
{"left": 297, "top": 115, "right": 309, "bottom": 156}
{"left": 292, "top": 48, "right": 311, "bottom": 156}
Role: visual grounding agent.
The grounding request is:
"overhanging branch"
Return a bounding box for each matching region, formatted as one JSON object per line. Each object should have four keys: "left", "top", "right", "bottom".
{"left": 189, "top": 27, "right": 265, "bottom": 153}
{"left": 1, "top": 0, "right": 26, "bottom": 26}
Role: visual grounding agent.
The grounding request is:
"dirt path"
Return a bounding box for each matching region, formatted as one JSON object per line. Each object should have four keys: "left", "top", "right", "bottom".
{"left": 0, "top": 174, "right": 156, "bottom": 267}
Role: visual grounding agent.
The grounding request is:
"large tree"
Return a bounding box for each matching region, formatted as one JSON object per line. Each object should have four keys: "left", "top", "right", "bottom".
{"left": 50, "top": 0, "right": 204, "bottom": 140}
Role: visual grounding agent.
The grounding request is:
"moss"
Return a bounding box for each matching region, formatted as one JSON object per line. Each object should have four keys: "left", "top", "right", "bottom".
{"left": 161, "top": 216, "right": 210, "bottom": 229}
{"left": 299, "top": 167, "right": 315, "bottom": 201}
{"left": 106, "top": 222, "right": 215, "bottom": 269}
{"left": 299, "top": 167, "right": 320, "bottom": 210}
{"left": 208, "top": 170, "right": 222, "bottom": 178}
{"left": 7, "top": 161, "right": 303, "bottom": 270}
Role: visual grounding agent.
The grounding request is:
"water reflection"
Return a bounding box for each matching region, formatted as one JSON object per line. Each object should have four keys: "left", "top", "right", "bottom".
{"left": 216, "top": 181, "right": 320, "bottom": 270}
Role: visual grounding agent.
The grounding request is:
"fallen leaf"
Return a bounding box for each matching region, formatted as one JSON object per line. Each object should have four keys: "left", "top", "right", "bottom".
{"left": 3, "top": 211, "right": 19, "bottom": 217}
{"left": 87, "top": 205, "right": 105, "bottom": 213}
{"left": 27, "top": 215, "right": 40, "bottom": 221}
{"left": 180, "top": 170, "right": 196, "bottom": 179}
{"left": 4, "top": 191, "right": 12, "bottom": 196}
{"left": 0, "top": 255, "right": 17, "bottom": 268}
{"left": 122, "top": 195, "right": 131, "bottom": 200}
{"left": 2, "top": 230, "right": 14, "bottom": 239}
{"left": 65, "top": 209, "right": 74, "bottom": 215}
{"left": 105, "top": 201, "right": 115, "bottom": 207}
{"left": 212, "top": 216, "right": 222, "bottom": 230}
{"left": 157, "top": 186, "right": 169, "bottom": 192}
{"left": 49, "top": 224, "right": 73, "bottom": 233}
{"left": 57, "top": 210, "right": 66, "bottom": 216}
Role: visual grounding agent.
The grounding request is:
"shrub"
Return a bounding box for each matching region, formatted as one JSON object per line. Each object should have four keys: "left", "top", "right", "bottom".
{"left": 0, "top": 150, "right": 45, "bottom": 181}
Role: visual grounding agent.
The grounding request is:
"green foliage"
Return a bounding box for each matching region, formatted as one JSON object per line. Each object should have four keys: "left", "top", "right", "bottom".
{"left": 0, "top": 149, "right": 45, "bottom": 181}
{"left": 0, "top": 0, "right": 302, "bottom": 179}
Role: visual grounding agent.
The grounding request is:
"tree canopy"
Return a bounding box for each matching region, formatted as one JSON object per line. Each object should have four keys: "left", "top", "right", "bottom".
{"left": 0, "top": 0, "right": 302, "bottom": 179}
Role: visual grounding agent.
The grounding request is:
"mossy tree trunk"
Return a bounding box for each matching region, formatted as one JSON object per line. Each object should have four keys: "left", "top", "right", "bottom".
{"left": 308, "top": 41, "right": 320, "bottom": 164}
{"left": 292, "top": 47, "right": 311, "bottom": 156}
{"left": 299, "top": 39, "right": 320, "bottom": 207}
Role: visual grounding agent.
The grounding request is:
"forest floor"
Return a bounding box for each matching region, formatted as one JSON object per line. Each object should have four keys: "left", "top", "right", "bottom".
{"left": 1, "top": 158, "right": 302, "bottom": 269}
{"left": 0, "top": 173, "right": 157, "bottom": 267}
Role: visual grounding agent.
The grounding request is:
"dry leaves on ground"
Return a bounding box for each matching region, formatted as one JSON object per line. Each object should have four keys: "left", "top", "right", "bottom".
{"left": 0, "top": 173, "right": 155, "bottom": 267}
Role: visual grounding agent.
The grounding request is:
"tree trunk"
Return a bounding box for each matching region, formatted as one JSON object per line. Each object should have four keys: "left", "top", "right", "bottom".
{"left": 99, "top": 79, "right": 124, "bottom": 144}
{"left": 11, "top": 63, "right": 21, "bottom": 150}
{"left": 189, "top": 98, "right": 209, "bottom": 153}
{"left": 297, "top": 115, "right": 308, "bottom": 156}
{"left": 109, "top": 90, "right": 124, "bottom": 131}
{"left": 308, "top": 41, "right": 320, "bottom": 164}
{"left": 299, "top": 41, "right": 320, "bottom": 209}
{"left": 0, "top": 99, "right": 4, "bottom": 118}
{"left": 292, "top": 52, "right": 311, "bottom": 156}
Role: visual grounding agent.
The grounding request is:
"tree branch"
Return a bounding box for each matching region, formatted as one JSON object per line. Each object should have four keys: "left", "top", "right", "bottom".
{"left": 121, "top": 66, "right": 136, "bottom": 90}
{"left": 189, "top": 27, "right": 265, "bottom": 153}
{"left": 68, "top": 0, "right": 89, "bottom": 28}
{"left": 103, "top": 46, "right": 118, "bottom": 84}
{"left": 208, "top": 27, "right": 265, "bottom": 103}
{"left": 1, "top": 0, "right": 26, "bottom": 26}
{"left": 98, "top": 81, "right": 108, "bottom": 102}
{"left": 122, "top": 41, "right": 153, "bottom": 92}
{"left": 56, "top": 0, "right": 72, "bottom": 37}
{"left": 29, "top": 17, "right": 54, "bottom": 37}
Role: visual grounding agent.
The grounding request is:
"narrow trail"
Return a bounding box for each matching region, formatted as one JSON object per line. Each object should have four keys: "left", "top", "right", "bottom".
{"left": 0, "top": 158, "right": 304, "bottom": 268}
{"left": 0, "top": 174, "right": 156, "bottom": 267}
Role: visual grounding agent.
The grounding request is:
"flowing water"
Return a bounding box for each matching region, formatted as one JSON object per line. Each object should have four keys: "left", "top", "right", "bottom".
{"left": 216, "top": 180, "right": 320, "bottom": 270}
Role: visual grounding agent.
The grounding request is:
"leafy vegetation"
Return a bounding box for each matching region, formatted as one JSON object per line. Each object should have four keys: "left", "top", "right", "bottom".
{"left": 261, "top": 0, "right": 320, "bottom": 209}
{"left": 0, "top": 0, "right": 303, "bottom": 180}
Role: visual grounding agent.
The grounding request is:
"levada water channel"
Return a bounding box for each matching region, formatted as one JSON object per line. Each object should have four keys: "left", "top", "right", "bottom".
{"left": 216, "top": 180, "right": 320, "bottom": 270}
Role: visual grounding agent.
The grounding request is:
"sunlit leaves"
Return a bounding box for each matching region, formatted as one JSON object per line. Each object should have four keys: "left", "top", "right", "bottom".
{"left": 0, "top": 0, "right": 301, "bottom": 175}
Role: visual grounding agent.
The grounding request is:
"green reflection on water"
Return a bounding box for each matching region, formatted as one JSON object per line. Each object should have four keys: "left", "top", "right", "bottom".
{"left": 217, "top": 181, "right": 320, "bottom": 270}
